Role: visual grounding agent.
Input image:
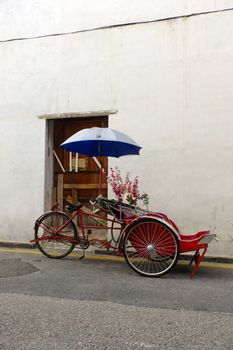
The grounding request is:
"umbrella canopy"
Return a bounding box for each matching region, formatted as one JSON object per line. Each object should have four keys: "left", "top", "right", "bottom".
{"left": 60, "top": 127, "right": 141, "bottom": 157}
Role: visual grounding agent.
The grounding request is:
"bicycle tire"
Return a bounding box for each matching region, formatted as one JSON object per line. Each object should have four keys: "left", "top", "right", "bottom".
{"left": 35, "top": 211, "right": 78, "bottom": 259}
{"left": 123, "top": 219, "right": 179, "bottom": 277}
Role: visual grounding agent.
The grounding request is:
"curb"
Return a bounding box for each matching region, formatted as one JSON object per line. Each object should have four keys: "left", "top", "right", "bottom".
{"left": 94, "top": 249, "right": 233, "bottom": 264}
{"left": 0, "top": 241, "right": 35, "bottom": 249}
{"left": 0, "top": 241, "right": 233, "bottom": 264}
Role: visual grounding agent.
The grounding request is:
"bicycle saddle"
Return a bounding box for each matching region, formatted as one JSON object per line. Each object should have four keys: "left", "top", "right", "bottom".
{"left": 65, "top": 203, "right": 83, "bottom": 212}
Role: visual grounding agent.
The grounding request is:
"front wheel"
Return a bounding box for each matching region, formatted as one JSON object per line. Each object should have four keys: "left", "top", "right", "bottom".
{"left": 123, "top": 219, "right": 179, "bottom": 277}
{"left": 35, "top": 211, "right": 78, "bottom": 259}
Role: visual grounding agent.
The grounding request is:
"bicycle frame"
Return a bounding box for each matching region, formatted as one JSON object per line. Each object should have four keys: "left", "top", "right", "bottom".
{"left": 76, "top": 208, "right": 124, "bottom": 249}
{"left": 33, "top": 207, "right": 124, "bottom": 250}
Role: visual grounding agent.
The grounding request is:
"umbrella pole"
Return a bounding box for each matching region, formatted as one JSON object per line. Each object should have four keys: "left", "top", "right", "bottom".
{"left": 93, "top": 157, "right": 104, "bottom": 195}
{"left": 99, "top": 166, "right": 103, "bottom": 195}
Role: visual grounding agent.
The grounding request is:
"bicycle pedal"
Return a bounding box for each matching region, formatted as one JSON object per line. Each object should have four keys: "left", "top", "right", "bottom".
{"left": 87, "top": 229, "right": 92, "bottom": 235}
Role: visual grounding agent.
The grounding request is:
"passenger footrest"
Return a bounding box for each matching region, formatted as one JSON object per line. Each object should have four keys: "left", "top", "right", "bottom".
{"left": 190, "top": 248, "right": 207, "bottom": 278}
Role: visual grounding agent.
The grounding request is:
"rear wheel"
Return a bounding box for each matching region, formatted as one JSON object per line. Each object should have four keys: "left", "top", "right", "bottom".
{"left": 123, "top": 219, "right": 179, "bottom": 277}
{"left": 35, "top": 211, "right": 78, "bottom": 258}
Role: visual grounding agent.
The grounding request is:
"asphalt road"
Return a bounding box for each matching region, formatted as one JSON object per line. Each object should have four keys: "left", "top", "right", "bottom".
{"left": 0, "top": 247, "right": 232, "bottom": 350}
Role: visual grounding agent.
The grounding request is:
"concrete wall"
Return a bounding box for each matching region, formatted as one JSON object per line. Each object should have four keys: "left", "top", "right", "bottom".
{"left": 0, "top": 1, "right": 233, "bottom": 256}
{"left": 1, "top": 0, "right": 233, "bottom": 40}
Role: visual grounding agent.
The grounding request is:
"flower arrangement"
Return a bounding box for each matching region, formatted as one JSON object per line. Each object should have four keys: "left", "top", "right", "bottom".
{"left": 108, "top": 166, "right": 149, "bottom": 209}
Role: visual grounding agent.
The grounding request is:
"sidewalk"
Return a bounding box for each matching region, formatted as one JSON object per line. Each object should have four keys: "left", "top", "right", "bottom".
{"left": 0, "top": 240, "right": 233, "bottom": 264}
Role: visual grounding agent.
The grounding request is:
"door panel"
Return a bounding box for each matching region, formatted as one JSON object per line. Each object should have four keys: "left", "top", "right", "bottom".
{"left": 53, "top": 116, "right": 108, "bottom": 209}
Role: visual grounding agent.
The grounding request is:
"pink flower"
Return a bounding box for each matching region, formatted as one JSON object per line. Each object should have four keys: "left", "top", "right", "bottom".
{"left": 132, "top": 176, "right": 139, "bottom": 199}
{"left": 108, "top": 167, "right": 129, "bottom": 200}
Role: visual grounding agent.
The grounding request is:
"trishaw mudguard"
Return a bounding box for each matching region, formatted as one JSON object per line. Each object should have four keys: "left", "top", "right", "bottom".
{"left": 117, "top": 214, "right": 180, "bottom": 251}
{"left": 34, "top": 211, "right": 55, "bottom": 230}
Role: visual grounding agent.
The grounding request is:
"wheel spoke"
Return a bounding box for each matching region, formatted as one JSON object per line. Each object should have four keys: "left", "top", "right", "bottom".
{"left": 39, "top": 222, "right": 54, "bottom": 235}
{"left": 155, "top": 231, "right": 174, "bottom": 246}
{"left": 134, "top": 226, "right": 149, "bottom": 245}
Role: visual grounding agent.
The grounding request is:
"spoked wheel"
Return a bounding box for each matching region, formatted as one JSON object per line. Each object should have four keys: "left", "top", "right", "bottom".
{"left": 123, "top": 219, "right": 179, "bottom": 277}
{"left": 35, "top": 211, "right": 78, "bottom": 258}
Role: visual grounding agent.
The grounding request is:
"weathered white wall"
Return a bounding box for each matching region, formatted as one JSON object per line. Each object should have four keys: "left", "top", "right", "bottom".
{"left": 0, "top": 2, "right": 233, "bottom": 256}
{"left": 1, "top": 0, "right": 233, "bottom": 40}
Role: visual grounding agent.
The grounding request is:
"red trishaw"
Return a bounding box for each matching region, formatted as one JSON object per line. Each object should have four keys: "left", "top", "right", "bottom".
{"left": 31, "top": 127, "right": 217, "bottom": 277}
{"left": 32, "top": 196, "right": 217, "bottom": 278}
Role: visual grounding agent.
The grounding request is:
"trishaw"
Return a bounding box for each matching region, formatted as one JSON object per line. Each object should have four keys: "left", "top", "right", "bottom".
{"left": 31, "top": 195, "right": 217, "bottom": 278}
{"left": 31, "top": 127, "right": 217, "bottom": 277}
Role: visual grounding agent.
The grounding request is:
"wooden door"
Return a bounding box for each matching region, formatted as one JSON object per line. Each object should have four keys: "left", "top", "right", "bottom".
{"left": 53, "top": 116, "right": 108, "bottom": 209}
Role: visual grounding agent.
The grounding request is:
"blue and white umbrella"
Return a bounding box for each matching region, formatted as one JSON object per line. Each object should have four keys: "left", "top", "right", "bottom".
{"left": 60, "top": 127, "right": 141, "bottom": 158}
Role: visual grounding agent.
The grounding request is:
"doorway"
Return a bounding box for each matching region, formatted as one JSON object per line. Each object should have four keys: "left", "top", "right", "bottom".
{"left": 50, "top": 116, "right": 108, "bottom": 211}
